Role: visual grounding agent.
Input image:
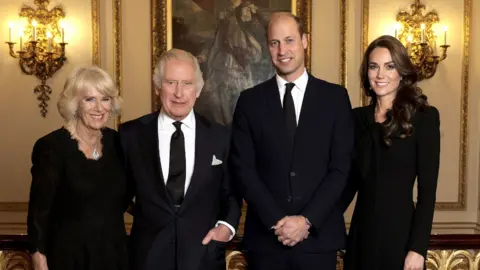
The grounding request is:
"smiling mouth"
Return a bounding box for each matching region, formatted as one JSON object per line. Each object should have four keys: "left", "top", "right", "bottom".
{"left": 375, "top": 82, "right": 389, "bottom": 87}
{"left": 90, "top": 114, "right": 104, "bottom": 119}
{"left": 278, "top": 58, "right": 292, "bottom": 63}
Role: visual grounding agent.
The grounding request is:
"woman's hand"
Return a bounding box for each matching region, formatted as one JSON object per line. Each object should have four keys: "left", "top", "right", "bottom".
{"left": 32, "top": 251, "right": 48, "bottom": 270}
{"left": 404, "top": 251, "right": 424, "bottom": 270}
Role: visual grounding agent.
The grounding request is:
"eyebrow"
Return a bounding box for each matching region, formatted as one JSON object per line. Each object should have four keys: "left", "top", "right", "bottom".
{"left": 368, "top": 61, "right": 394, "bottom": 65}
{"left": 268, "top": 36, "right": 295, "bottom": 42}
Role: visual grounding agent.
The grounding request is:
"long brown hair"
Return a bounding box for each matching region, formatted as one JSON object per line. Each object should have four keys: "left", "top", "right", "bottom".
{"left": 360, "top": 35, "right": 429, "bottom": 146}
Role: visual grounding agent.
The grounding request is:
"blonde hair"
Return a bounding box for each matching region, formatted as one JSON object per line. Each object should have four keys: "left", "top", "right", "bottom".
{"left": 57, "top": 66, "right": 122, "bottom": 128}
{"left": 153, "top": 48, "right": 204, "bottom": 93}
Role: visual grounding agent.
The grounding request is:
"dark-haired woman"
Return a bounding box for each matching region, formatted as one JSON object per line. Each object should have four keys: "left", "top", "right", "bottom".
{"left": 342, "top": 35, "right": 440, "bottom": 270}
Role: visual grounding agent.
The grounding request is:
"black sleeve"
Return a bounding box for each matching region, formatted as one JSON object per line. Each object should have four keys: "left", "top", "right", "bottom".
{"left": 300, "top": 87, "right": 354, "bottom": 228}
{"left": 218, "top": 128, "right": 242, "bottom": 231}
{"left": 27, "top": 137, "right": 62, "bottom": 254}
{"left": 118, "top": 124, "right": 136, "bottom": 214}
{"left": 408, "top": 107, "right": 441, "bottom": 257}
{"left": 229, "top": 93, "right": 285, "bottom": 229}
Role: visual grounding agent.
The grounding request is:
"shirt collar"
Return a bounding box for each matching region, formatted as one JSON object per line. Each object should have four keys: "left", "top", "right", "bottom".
{"left": 275, "top": 69, "right": 309, "bottom": 92}
{"left": 158, "top": 109, "right": 196, "bottom": 130}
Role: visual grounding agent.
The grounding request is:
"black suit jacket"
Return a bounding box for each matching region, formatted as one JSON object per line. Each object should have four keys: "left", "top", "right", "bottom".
{"left": 119, "top": 111, "right": 241, "bottom": 270}
{"left": 230, "top": 75, "right": 354, "bottom": 253}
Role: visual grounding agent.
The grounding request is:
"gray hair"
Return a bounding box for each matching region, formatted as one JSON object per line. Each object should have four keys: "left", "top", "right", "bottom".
{"left": 57, "top": 66, "right": 122, "bottom": 125}
{"left": 153, "top": 48, "right": 204, "bottom": 93}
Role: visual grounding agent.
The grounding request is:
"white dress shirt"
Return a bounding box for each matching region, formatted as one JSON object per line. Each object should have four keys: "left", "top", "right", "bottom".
{"left": 157, "top": 109, "right": 235, "bottom": 239}
{"left": 276, "top": 69, "right": 309, "bottom": 124}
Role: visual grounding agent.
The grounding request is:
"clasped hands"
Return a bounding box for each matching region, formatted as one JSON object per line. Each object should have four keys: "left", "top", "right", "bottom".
{"left": 273, "top": 215, "right": 310, "bottom": 247}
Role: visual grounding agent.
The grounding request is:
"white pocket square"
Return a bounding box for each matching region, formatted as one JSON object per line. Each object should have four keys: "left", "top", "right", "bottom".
{"left": 212, "top": 155, "right": 223, "bottom": 166}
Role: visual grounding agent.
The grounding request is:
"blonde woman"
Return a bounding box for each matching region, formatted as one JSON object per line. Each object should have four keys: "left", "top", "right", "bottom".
{"left": 27, "top": 66, "right": 128, "bottom": 270}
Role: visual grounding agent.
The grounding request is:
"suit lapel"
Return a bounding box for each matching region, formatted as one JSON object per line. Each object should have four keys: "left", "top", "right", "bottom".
{"left": 140, "top": 112, "right": 174, "bottom": 212}
{"left": 265, "top": 77, "right": 289, "bottom": 143}
{"left": 296, "top": 75, "right": 317, "bottom": 134}
{"left": 180, "top": 113, "right": 212, "bottom": 211}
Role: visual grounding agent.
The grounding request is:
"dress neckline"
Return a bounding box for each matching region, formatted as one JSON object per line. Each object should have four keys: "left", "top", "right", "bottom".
{"left": 62, "top": 127, "right": 106, "bottom": 162}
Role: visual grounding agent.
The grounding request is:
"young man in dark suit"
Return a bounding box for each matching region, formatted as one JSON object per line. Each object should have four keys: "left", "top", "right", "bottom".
{"left": 119, "top": 49, "right": 241, "bottom": 270}
{"left": 229, "top": 12, "right": 354, "bottom": 270}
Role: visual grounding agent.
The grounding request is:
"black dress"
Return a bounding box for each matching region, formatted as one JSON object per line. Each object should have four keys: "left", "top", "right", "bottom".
{"left": 342, "top": 105, "right": 440, "bottom": 269}
{"left": 27, "top": 127, "right": 129, "bottom": 270}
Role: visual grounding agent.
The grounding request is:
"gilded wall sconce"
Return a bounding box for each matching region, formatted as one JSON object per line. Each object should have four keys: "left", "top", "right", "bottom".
{"left": 395, "top": 0, "right": 449, "bottom": 81}
{"left": 5, "top": 0, "right": 67, "bottom": 117}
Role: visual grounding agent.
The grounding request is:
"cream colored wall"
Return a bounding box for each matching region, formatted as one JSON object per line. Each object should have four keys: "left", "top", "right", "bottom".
{"left": 0, "top": 0, "right": 479, "bottom": 234}
{"left": 311, "top": 0, "right": 341, "bottom": 85}
{"left": 120, "top": 0, "right": 151, "bottom": 122}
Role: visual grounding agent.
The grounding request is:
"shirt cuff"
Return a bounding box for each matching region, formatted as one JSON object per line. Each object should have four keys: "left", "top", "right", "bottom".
{"left": 216, "top": 220, "right": 236, "bottom": 241}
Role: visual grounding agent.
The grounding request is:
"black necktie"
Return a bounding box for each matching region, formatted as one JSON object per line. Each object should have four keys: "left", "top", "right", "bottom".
{"left": 166, "top": 121, "right": 186, "bottom": 206}
{"left": 283, "top": 82, "right": 297, "bottom": 145}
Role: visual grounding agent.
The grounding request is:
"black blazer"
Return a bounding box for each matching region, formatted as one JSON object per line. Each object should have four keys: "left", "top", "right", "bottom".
{"left": 342, "top": 105, "right": 440, "bottom": 269}
{"left": 119, "top": 111, "right": 241, "bottom": 270}
{"left": 229, "top": 75, "right": 354, "bottom": 253}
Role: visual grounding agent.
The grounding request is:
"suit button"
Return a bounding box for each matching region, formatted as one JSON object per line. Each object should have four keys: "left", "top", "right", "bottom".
{"left": 290, "top": 172, "right": 296, "bottom": 177}
{"left": 168, "top": 239, "right": 175, "bottom": 244}
{"left": 287, "top": 196, "right": 292, "bottom": 202}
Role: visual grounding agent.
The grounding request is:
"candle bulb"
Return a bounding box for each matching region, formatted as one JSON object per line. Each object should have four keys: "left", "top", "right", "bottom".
{"left": 394, "top": 22, "right": 401, "bottom": 39}
{"left": 19, "top": 29, "right": 23, "bottom": 51}
{"left": 407, "top": 35, "right": 413, "bottom": 51}
{"left": 8, "top": 22, "right": 13, "bottom": 42}
{"left": 59, "top": 20, "right": 65, "bottom": 43}
{"left": 46, "top": 32, "right": 52, "bottom": 52}
{"left": 443, "top": 26, "right": 448, "bottom": 45}
{"left": 32, "top": 20, "right": 37, "bottom": 41}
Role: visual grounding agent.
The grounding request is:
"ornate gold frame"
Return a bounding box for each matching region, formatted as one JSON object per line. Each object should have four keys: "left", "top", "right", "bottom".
{"left": 0, "top": 0, "right": 102, "bottom": 212}
{"left": 92, "top": 0, "right": 100, "bottom": 65}
{"left": 113, "top": 0, "right": 122, "bottom": 127}
{"left": 340, "top": 0, "right": 348, "bottom": 88}
{"left": 361, "top": 0, "right": 471, "bottom": 210}
{"left": 151, "top": 0, "right": 312, "bottom": 111}
{"left": 360, "top": 0, "right": 369, "bottom": 106}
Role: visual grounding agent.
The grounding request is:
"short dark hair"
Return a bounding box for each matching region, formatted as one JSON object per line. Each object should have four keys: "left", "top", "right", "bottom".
{"left": 267, "top": 12, "right": 305, "bottom": 38}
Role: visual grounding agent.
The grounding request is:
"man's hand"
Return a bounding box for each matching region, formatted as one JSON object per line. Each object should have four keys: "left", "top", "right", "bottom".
{"left": 32, "top": 251, "right": 48, "bottom": 270}
{"left": 202, "top": 224, "right": 232, "bottom": 245}
{"left": 404, "top": 251, "right": 424, "bottom": 270}
{"left": 274, "top": 216, "right": 310, "bottom": 247}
